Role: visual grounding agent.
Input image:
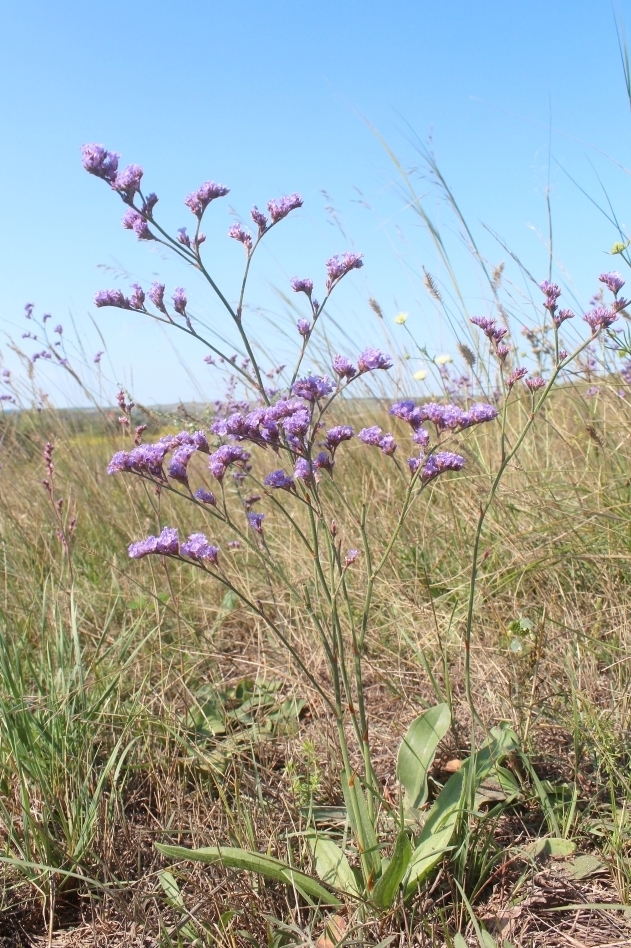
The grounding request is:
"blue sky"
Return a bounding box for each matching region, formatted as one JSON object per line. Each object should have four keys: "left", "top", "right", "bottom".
{"left": 1, "top": 0, "right": 630, "bottom": 405}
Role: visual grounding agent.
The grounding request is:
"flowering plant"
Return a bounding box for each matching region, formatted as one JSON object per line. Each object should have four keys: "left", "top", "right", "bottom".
{"left": 83, "top": 144, "right": 624, "bottom": 911}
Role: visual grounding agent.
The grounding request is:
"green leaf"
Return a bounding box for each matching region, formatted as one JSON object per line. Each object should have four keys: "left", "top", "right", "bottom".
{"left": 155, "top": 843, "right": 340, "bottom": 905}
{"left": 306, "top": 833, "right": 360, "bottom": 898}
{"left": 341, "top": 773, "right": 381, "bottom": 887}
{"left": 371, "top": 830, "right": 412, "bottom": 910}
{"left": 405, "top": 724, "right": 519, "bottom": 896}
{"left": 396, "top": 703, "right": 451, "bottom": 809}
{"left": 453, "top": 936, "right": 468, "bottom": 948}
{"left": 522, "top": 837, "right": 576, "bottom": 859}
{"left": 158, "top": 870, "right": 200, "bottom": 941}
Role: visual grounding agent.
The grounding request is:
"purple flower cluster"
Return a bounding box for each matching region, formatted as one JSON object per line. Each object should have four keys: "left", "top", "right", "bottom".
{"left": 264, "top": 469, "right": 294, "bottom": 490}
{"left": 291, "top": 277, "right": 313, "bottom": 297}
{"left": 390, "top": 399, "right": 498, "bottom": 432}
{"left": 129, "top": 526, "right": 179, "bottom": 559}
{"left": 505, "top": 367, "right": 527, "bottom": 389}
{"left": 524, "top": 376, "right": 546, "bottom": 392}
{"left": 324, "top": 425, "right": 354, "bottom": 451}
{"left": 122, "top": 209, "right": 154, "bottom": 240}
{"left": 470, "top": 315, "right": 509, "bottom": 357}
{"left": 129, "top": 526, "right": 219, "bottom": 563}
{"left": 185, "top": 181, "right": 230, "bottom": 218}
{"left": 108, "top": 430, "right": 210, "bottom": 483}
{"left": 81, "top": 144, "right": 120, "bottom": 183}
{"left": 358, "top": 426, "right": 397, "bottom": 456}
{"left": 267, "top": 193, "right": 303, "bottom": 223}
{"left": 415, "top": 451, "right": 465, "bottom": 480}
{"left": 332, "top": 355, "right": 357, "bottom": 380}
{"left": 599, "top": 271, "right": 626, "bottom": 296}
{"left": 228, "top": 223, "right": 253, "bottom": 252}
{"left": 292, "top": 376, "right": 334, "bottom": 402}
{"left": 325, "top": 253, "right": 363, "bottom": 291}
{"left": 583, "top": 306, "right": 618, "bottom": 333}
{"left": 208, "top": 444, "right": 251, "bottom": 481}
{"left": 357, "top": 348, "right": 393, "bottom": 372}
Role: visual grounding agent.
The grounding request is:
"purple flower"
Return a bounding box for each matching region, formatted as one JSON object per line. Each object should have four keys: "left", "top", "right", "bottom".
{"left": 292, "top": 375, "right": 334, "bottom": 401}
{"left": 539, "top": 280, "right": 562, "bottom": 315}
{"left": 129, "top": 526, "right": 179, "bottom": 558}
{"left": 282, "top": 409, "right": 311, "bottom": 437}
{"left": 413, "top": 427, "right": 431, "bottom": 447}
{"left": 172, "top": 288, "right": 188, "bottom": 316}
{"left": 496, "top": 344, "right": 510, "bottom": 361}
{"left": 325, "top": 252, "right": 364, "bottom": 291}
{"left": 81, "top": 144, "right": 120, "bottom": 183}
{"left": 264, "top": 469, "right": 293, "bottom": 490}
{"left": 584, "top": 306, "right": 618, "bottom": 333}
{"left": 294, "top": 457, "right": 312, "bottom": 481}
{"left": 379, "top": 434, "right": 397, "bottom": 456}
{"left": 247, "top": 512, "right": 265, "bottom": 533}
{"left": 94, "top": 289, "right": 130, "bottom": 309}
{"left": 194, "top": 487, "right": 217, "bottom": 506}
{"left": 291, "top": 277, "right": 314, "bottom": 296}
{"left": 325, "top": 425, "right": 354, "bottom": 450}
{"left": 470, "top": 315, "right": 497, "bottom": 339}
{"left": 464, "top": 403, "right": 498, "bottom": 425}
{"left": 251, "top": 206, "right": 268, "bottom": 233}
{"left": 168, "top": 445, "right": 197, "bottom": 483}
{"left": 344, "top": 549, "right": 359, "bottom": 567}
{"left": 180, "top": 533, "right": 219, "bottom": 563}
{"left": 54, "top": 324, "right": 63, "bottom": 335}
{"left": 357, "top": 348, "right": 393, "bottom": 372}
{"left": 421, "top": 451, "right": 465, "bottom": 480}
{"left": 267, "top": 193, "right": 303, "bottom": 223}
{"left": 296, "top": 318, "right": 311, "bottom": 338}
{"left": 313, "top": 451, "right": 334, "bottom": 474}
{"left": 128, "top": 535, "right": 159, "bottom": 559}
{"left": 113, "top": 164, "right": 144, "bottom": 203}
{"left": 558, "top": 349, "right": 568, "bottom": 361}
{"left": 93, "top": 351, "right": 104, "bottom": 364}
{"left": 599, "top": 271, "right": 625, "bottom": 296}
{"left": 142, "top": 193, "right": 159, "bottom": 216}
{"left": 506, "top": 367, "right": 528, "bottom": 389}
{"left": 554, "top": 308, "right": 575, "bottom": 327}
{"left": 390, "top": 400, "right": 424, "bottom": 429}
{"left": 128, "top": 443, "right": 169, "bottom": 477}
{"left": 358, "top": 426, "right": 383, "bottom": 446}
{"left": 156, "top": 526, "right": 180, "bottom": 554}
{"left": 127, "top": 284, "right": 145, "bottom": 310}
{"left": 585, "top": 386, "right": 599, "bottom": 398}
{"left": 148, "top": 282, "right": 167, "bottom": 313}
{"left": 107, "top": 451, "right": 132, "bottom": 474}
{"left": 525, "top": 376, "right": 546, "bottom": 392}
{"left": 208, "top": 444, "right": 251, "bottom": 480}
{"left": 24, "top": 303, "right": 34, "bottom": 319}
{"left": 613, "top": 297, "right": 630, "bottom": 313}
{"left": 228, "top": 222, "right": 253, "bottom": 252}
{"left": 185, "top": 181, "right": 230, "bottom": 218}
{"left": 332, "top": 355, "right": 357, "bottom": 380}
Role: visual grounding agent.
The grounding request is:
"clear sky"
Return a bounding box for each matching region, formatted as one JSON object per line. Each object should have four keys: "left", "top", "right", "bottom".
{"left": 1, "top": 0, "right": 630, "bottom": 406}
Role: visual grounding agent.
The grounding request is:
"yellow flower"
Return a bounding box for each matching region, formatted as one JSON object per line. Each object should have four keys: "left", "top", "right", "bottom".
{"left": 434, "top": 354, "right": 452, "bottom": 366}
{"left": 413, "top": 370, "right": 427, "bottom": 381}
{"left": 394, "top": 312, "right": 409, "bottom": 325}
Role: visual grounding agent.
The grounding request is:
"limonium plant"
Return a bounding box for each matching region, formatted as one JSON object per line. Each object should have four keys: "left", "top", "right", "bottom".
{"left": 82, "top": 142, "right": 627, "bottom": 912}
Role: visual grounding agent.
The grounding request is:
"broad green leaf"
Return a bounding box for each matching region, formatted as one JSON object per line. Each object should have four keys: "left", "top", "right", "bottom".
{"left": 341, "top": 773, "right": 381, "bottom": 886}
{"left": 453, "top": 936, "right": 468, "bottom": 948}
{"left": 396, "top": 703, "right": 451, "bottom": 809}
{"left": 371, "top": 830, "right": 412, "bottom": 910}
{"left": 155, "top": 843, "right": 340, "bottom": 905}
{"left": 522, "top": 837, "right": 576, "bottom": 859}
{"left": 405, "top": 724, "right": 519, "bottom": 896}
{"left": 306, "top": 833, "right": 360, "bottom": 898}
